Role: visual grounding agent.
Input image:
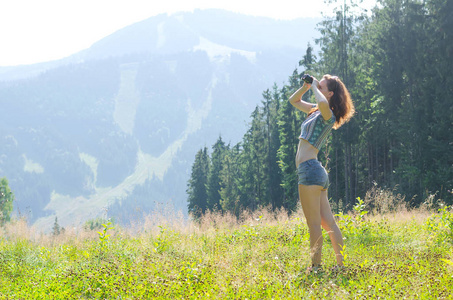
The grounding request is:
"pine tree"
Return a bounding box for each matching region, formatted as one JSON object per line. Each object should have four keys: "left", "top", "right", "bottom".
{"left": 299, "top": 42, "right": 317, "bottom": 75}
{"left": 240, "top": 106, "right": 267, "bottom": 210}
{"left": 424, "top": 0, "right": 453, "bottom": 201}
{"left": 219, "top": 143, "right": 242, "bottom": 216}
{"left": 262, "top": 86, "right": 284, "bottom": 209}
{"left": 206, "top": 136, "right": 228, "bottom": 211}
{"left": 187, "top": 147, "right": 210, "bottom": 218}
{"left": 277, "top": 71, "right": 301, "bottom": 212}
{"left": 52, "top": 217, "right": 61, "bottom": 236}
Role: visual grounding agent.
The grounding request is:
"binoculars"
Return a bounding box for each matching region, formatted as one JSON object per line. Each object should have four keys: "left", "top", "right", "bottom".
{"left": 301, "top": 74, "right": 313, "bottom": 84}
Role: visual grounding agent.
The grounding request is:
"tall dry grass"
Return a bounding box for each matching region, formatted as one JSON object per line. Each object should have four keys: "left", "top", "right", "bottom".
{"left": 0, "top": 187, "right": 445, "bottom": 245}
{"left": 363, "top": 185, "right": 446, "bottom": 224}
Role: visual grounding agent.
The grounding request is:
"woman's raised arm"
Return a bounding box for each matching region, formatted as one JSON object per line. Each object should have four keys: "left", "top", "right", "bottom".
{"left": 289, "top": 83, "right": 315, "bottom": 114}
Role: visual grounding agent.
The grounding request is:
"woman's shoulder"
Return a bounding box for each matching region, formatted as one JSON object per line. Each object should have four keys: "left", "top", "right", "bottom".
{"left": 319, "top": 109, "right": 335, "bottom": 124}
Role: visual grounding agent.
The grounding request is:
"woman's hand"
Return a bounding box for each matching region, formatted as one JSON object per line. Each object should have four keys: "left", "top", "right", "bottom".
{"left": 301, "top": 81, "right": 311, "bottom": 90}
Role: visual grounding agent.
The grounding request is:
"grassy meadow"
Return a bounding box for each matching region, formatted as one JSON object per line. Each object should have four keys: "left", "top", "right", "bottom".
{"left": 1, "top": 190, "right": 452, "bottom": 299}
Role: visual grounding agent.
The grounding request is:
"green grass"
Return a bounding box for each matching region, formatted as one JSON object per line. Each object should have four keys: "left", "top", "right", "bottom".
{"left": 1, "top": 205, "right": 452, "bottom": 299}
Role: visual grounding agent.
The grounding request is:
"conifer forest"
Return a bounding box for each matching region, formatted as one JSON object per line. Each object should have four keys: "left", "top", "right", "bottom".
{"left": 187, "top": 0, "right": 453, "bottom": 217}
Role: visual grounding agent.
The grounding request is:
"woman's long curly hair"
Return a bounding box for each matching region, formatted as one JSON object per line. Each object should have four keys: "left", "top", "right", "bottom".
{"left": 308, "top": 74, "right": 355, "bottom": 129}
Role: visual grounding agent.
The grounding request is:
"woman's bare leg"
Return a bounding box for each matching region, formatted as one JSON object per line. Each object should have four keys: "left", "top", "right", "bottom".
{"left": 298, "top": 184, "right": 323, "bottom": 266}
{"left": 320, "top": 189, "right": 344, "bottom": 266}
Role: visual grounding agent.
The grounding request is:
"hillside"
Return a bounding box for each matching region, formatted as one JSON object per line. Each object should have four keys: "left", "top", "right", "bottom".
{"left": 0, "top": 9, "right": 320, "bottom": 231}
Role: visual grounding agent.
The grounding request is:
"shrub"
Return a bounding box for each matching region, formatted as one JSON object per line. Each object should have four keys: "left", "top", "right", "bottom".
{"left": 0, "top": 177, "right": 14, "bottom": 225}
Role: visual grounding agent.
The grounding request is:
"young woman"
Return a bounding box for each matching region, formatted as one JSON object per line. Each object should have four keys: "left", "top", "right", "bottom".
{"left": 289, "top": 74, "right": 355, "bottom": 272}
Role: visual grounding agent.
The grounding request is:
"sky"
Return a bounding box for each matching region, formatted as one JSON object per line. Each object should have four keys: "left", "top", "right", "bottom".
{"left": 0, "top": 0, "right": 377, "bottom": 67}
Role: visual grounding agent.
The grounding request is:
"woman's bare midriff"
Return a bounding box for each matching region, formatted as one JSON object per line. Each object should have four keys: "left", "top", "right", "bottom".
{"left": 295, "top": 139, "right": 319, "bottom": 167}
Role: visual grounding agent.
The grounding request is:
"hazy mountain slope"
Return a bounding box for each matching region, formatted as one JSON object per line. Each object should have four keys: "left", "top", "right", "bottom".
{"left": 78, "top": 9, "right": 319, "bottom": 61}
{"left": 0, "top": 10, "right": 320, "bottom": 230}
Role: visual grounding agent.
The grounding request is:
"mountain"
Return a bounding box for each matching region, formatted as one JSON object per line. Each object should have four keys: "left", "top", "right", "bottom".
{"left": 0, "top": 9, "right": 320, "bottom": 231}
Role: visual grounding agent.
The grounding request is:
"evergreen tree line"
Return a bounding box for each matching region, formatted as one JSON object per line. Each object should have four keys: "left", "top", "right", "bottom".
{"left": 187, "top": 0, "right": 453, "bottom": 217}
{"left": 0, "top": 177, "right": 14, "bottom": 225}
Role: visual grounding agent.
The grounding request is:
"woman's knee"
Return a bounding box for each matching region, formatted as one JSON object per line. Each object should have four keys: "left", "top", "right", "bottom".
{"left": 306, "top": 219, "right": 322, "bottom": 231}
{"left": 321, "top": 217, "right": 337, "bottom": 231}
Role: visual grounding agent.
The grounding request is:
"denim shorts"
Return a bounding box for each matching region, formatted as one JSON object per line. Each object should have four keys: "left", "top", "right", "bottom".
{"left": 297, "top": 159, "right": 329, "bottom": 190}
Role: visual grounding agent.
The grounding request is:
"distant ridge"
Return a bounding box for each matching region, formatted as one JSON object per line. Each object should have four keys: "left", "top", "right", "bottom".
{"left": 0, "top": 10, "right": 320, "bottom": 81}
